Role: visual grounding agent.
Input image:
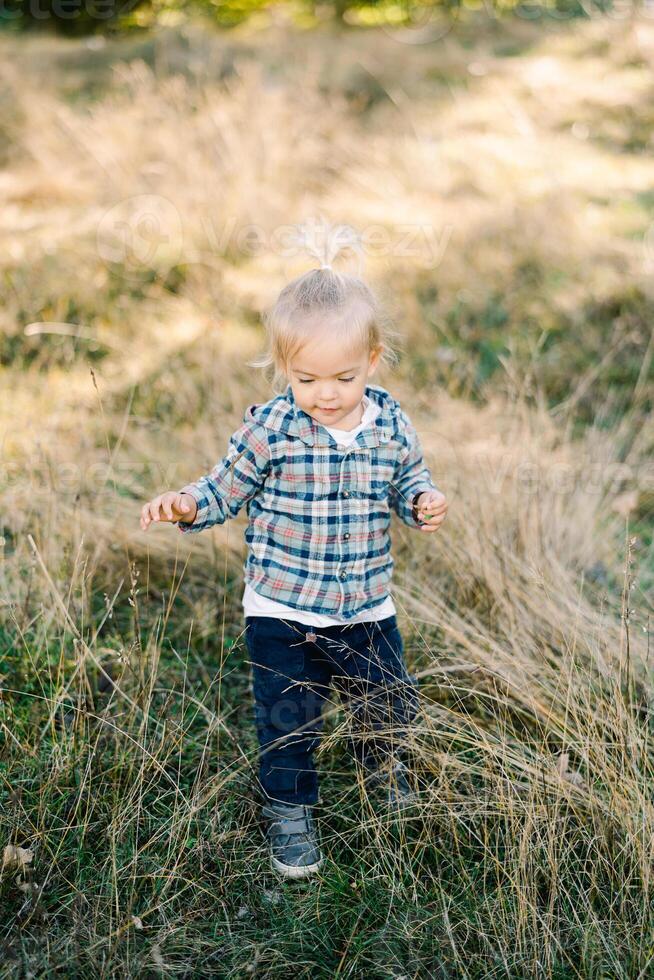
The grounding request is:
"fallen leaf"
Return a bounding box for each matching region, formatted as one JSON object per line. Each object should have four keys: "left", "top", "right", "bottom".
{"left": 2, "top": 845, "right": 34, "bottom": 873}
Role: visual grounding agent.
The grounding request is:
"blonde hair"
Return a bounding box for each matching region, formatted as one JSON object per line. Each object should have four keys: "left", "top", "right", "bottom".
{"left": 247, "top": 220, "right": 402, "bottom": 394}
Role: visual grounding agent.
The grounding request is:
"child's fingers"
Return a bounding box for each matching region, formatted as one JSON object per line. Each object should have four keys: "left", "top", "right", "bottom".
{"left": 172, "top": 494, "right": 190, "bottom": 516}
{"left": 140, "top": 495, "right": 186, "bottom": 529}
{"left": 419, "top": 513, "right": 446, "bottom": 528}
{"left": 140, "top": 502, "right": 154, "bottom": 530}
{"left": 418, "top": 499, "right": 447, "bottom": 523}
{"left": 421, "top": 500, "right": 447, "bottom": 516}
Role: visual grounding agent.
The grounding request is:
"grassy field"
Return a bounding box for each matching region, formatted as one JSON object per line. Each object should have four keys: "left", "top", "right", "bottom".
{"left": 1, "top": 8, "right": 653, "bottom": 977}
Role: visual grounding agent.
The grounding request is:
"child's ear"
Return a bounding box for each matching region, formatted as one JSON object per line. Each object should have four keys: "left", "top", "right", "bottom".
{"left": 368, "top": 347, "right": 382, "bottom": 374}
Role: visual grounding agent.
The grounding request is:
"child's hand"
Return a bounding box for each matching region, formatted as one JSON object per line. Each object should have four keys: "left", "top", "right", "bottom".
{"left": 414, "top": 490, "right": 448, "bottom": 533}
{"left": 140, "top": 491, "right": 197, "bottom": 531}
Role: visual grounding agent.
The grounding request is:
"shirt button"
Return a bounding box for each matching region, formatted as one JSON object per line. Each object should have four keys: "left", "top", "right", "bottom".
{"left": 343, "top": 532, "right": 350, "bottom": 540}
{"left": 338, "top": 569, "right": 347, "bottom": 579}
{"left": 343, "top": 490, "right": 350, "bottom": 498}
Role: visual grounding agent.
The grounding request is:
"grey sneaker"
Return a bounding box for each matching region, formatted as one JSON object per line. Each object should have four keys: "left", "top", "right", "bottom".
{"left": 364, "top": 759, "right": 418, "bottom": 810}
{"left": 261, "top": 801, "right": 323, "bottom": 879}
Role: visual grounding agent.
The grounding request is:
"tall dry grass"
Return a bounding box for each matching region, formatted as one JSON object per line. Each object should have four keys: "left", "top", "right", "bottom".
{"left": 1, "top": 11, "right": 653, "bottom": 977}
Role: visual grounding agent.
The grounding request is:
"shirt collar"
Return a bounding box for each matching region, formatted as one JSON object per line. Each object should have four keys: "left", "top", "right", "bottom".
{"left": 283, "top": 383, "right": 396, "bottom": 449}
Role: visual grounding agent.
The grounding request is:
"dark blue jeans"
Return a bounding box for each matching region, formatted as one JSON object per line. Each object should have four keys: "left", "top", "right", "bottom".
{"left": 244, "top": 614, "right": 420, "bottom": 806}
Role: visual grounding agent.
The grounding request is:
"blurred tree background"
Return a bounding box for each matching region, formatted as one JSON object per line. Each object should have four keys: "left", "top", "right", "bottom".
{"left": 0, "top": 0, "right": 603, "bottom": 37}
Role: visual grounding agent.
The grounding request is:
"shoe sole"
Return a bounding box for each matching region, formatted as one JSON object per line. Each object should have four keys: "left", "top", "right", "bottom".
{"left": 271, "top": 854, "right": 323, "bottom": 879}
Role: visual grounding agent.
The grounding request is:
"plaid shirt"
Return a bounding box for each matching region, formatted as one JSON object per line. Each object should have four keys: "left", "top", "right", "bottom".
{"left": 175, "top": 383, "right": 440, "bottom": 620}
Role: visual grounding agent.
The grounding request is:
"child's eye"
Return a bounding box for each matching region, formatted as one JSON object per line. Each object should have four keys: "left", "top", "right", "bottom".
{"left": 298, "top": 378, "right": 356, "bottom": 384}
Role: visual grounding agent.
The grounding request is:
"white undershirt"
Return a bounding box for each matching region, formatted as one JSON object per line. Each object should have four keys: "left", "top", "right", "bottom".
{"left": 242, "top": 394, "right": 397, "bottom": 626}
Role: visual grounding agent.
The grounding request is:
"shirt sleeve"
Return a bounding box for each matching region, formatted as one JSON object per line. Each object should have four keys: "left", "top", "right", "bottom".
{"left": 174, "top": 419, "right": 271, "bottom": 534}
{"left": 388, "top": 408, "right": 441, "bottom": 528}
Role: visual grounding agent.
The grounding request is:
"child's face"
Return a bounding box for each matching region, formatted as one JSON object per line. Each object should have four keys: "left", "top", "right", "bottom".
{"left": 286, "top": 334, "right": 381, "bottom": 429}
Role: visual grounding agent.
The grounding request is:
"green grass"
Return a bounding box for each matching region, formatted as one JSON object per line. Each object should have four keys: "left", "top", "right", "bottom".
{"left": 3, "top": 567, "right": 654, "bottom": 976}
{"left": 2, "top": 10, "right": 654, "bottom": 976}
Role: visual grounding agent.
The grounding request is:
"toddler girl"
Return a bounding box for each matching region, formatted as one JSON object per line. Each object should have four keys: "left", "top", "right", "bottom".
{"left": 140, "top": 224, "right": 448, "bottom": 879}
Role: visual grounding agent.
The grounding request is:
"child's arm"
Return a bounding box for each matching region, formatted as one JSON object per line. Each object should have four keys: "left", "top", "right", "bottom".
{"left": 139, "top": 418, "right": 270, "bottom": 533}
{"left": 173, "top": 418, "right": 271, "bottom": 534}
{"left": 389, "top": 407, "right": 442, "bottom": 529}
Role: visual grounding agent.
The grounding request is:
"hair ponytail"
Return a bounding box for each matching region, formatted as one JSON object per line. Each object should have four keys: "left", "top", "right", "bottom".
{"left": 289, "top": 219, "right": 365, "bottom": 277}
{"left": 247, "top": 218, "right": 402, "bottom": 394}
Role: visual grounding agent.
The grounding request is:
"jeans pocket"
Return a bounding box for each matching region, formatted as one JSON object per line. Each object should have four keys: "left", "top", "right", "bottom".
{"left": 373, "top": 616, "right": 403, "bottom": 659}
{"left": 247, "top": 618, "right": 307, "bottom": 689}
